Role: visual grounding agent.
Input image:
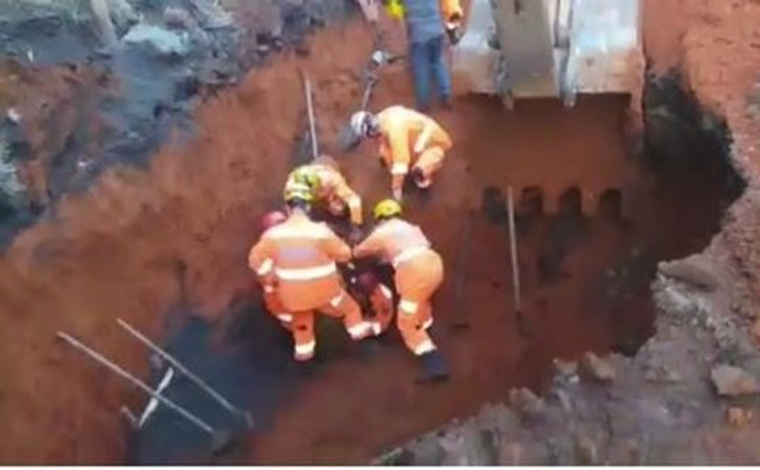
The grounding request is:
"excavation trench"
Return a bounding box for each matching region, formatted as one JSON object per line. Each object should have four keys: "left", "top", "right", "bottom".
{"left": 1, "top": 22, "right": 743, "bottom": 465}
{"left": 127, "top": 76, "right": 739, "bottom": 463}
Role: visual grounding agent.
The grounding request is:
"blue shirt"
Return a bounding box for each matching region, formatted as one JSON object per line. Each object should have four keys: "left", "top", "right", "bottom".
{"left": 403, "top": 0, "right": 445, "bottom": 44}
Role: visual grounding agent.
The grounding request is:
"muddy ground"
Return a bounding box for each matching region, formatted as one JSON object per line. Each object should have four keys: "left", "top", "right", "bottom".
{"left": 1, "top": 0, "right": 760, "bottom": 465}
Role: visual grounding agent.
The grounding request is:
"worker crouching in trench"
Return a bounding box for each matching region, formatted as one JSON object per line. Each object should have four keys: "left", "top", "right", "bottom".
{"left": 350, "top": 106, "right": 452, "bottom": 202}
{"left": 353, "top": 199, "right": 449, "bottom": 381}
{"left": 248, "top": 186, "right": 375, "bottom": 368}
{"left": 250, "top": 199, "right": 449, "bottom": 381}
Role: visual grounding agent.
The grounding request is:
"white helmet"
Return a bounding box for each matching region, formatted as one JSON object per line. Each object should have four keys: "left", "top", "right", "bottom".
{"left": 350, "top": 111, "right": 377, "bottom": 138}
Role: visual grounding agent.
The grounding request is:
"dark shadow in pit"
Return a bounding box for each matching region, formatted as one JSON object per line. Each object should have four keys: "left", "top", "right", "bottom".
{"left": 125, "top": 299, "right": 297, "bottom": 464}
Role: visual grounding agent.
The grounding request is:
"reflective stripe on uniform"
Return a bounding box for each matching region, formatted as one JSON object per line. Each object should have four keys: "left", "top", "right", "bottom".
{"left": 348, "top": 196, "right": 362, "bottom": 208}
{"left": 329, "top": 292, "right": 344, "bottom": 308}
{"left": 392, "top": 245, "right": 430, "bottom": 268}
{"left": 264, "top": 285, "right": 275, "bottom": 293}
{"left": 276, "top": 263, "right": 336, "bottom": 281}
{"left": 422, "top": 318, "right": 433, "bottom": 330}
{"left": 277, "top": 314, "right": 293, "bottom": 322}
{"left": 414, "top": 339, "right": 436, "bottom": 355}
{"left": 379, "top": 284, "right": 393, "bottom": 299}
{"left": 399, "top": 299, "right": 418, "bottom": 315}
{"left": 256, "top": 258, "right": 274, "bottom": 276}
{"left": 268, "top": 227, "right": 330, "bottom": 240}
{"left": 295, "top": 341, "right": 316, "bottom": 356}
{"left": 370, "top": 321, "right": 383, "bottom": 335}
{"left": 391, "top": 163, "right": 409, "bottom": 175}
{"left": 348, "top": 321, "right": 372, "bottom": 339}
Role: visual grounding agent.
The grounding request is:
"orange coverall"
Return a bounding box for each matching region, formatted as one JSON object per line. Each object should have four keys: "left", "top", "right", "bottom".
{"left": 285, "top": 163, "right": 364, "bottom": 225}
{"left": 354, "top": 218, "right": 443, "bottom": 355}
{"left": 375, "top": 106, "right": 452, "bottom": 199}
{"left": 248, "top": 211, "right": 372, "bottom": 361}
{"left": 440, "top": 0, "right": 463, "bottom": 28}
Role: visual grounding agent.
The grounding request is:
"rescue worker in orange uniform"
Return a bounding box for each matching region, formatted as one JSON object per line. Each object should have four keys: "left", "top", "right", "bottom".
{"left": 350, "top": 106, "right": 452, "bottom": 201}
{"left": 353, "top": 199, "right": 449, "bottom": 380}
{"left": 285, "top": 155, "right": 364, "bottom": 226}
{"left": 257, "top": 210, "right": 292, "bottom": 331}
{"left": 248, "top": 185, "right": 374, "bottom": 363}
{"left": 440, "top": 0, "right": 464, "bottom": 43}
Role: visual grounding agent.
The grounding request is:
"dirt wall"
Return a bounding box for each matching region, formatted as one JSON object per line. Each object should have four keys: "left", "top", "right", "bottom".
{"left": 0, "top": 21, "right": 379, "bottom": 463}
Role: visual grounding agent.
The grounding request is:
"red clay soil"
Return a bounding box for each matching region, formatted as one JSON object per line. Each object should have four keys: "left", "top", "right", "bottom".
{"left": 643, "top": 0, "right": 760, "bottom": 305}
{"left": 0, "top": 59, "right": 113, "bottom": 207}
{"left": 3, "top": 0, "right": 760, "bottom": 463}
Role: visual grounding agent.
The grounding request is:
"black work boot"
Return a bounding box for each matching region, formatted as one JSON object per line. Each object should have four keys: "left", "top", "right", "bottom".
{"left": 416, "top": 350, "right": 450, "bottom": 382}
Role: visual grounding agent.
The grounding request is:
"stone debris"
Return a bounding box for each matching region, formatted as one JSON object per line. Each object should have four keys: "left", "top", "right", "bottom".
{"left": 710, "top": 365, "right": 760, "bottom": 397}
{"left": 122, "top": 24, "right": 191, "bottom": 57}
{"left": 726, "top": 407, "right": 753, "bottom": 428}
{"left": 508, "top": 387, "right": 545, "bottom": 419}
{"left": 752, "top": 319, "right": 760, "bottom": 342}
{"left": 580, "top": 352, "right": 616, "bottom": 383}
{"left": 498, "top": 442, "right": 523, "bottom": 465}
{"left": 574, "top": 433, "right": 598, "bottom": 465}
{"left": 659, "top": 257, "right": 719, "bottom": 292}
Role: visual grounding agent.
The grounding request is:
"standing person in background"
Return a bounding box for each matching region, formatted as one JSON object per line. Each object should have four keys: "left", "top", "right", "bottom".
{"left": 387, "top": 0, "right": 463, "bottom": 111}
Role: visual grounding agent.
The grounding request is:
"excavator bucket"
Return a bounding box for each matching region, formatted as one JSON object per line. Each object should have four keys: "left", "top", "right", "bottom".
{"left": 452, "top": 0, "right": 642, "bottom": 107}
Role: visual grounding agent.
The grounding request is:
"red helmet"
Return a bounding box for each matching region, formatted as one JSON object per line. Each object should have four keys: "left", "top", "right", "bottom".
{"left": 261, "top": 210, "right": 286, "bottom": 231}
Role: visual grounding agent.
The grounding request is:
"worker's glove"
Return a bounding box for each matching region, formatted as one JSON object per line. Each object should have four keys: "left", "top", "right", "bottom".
{"left": 446, "top": 26, "right": 463, "bottom": 45}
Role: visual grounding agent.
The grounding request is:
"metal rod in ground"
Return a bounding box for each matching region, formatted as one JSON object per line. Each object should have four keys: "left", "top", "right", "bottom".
{"left": 116, "top": 318, "right": 250, "bottom": 427}
{"left": 304, "top": 76, "right": 318, "bottom": 160}
{"left": 507, "top": 187, "right": 522, "bottom": 312}
{"left": 56, "top": 332, "right": 215, "bottom": 436}
{"left": 507, "top": 186, "right": 531, "bottom": 338}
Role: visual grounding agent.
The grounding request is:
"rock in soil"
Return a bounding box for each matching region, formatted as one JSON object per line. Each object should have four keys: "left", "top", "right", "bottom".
{"left": 752, "top": 319, "right": 760, "bottom": 342}
{"left": 509, "top": 387, "right": 545, "bottom": 419}
{"left": 710, "top": 365, "right": 760, "bottom": 397}
{"left": 574, "top": 433, "right": 599, "bottom": 465}
{"left": 499, "top": 442, "right": 523, "bottom": 465}
{"left": 726, "top": 407, "right": 753, "bottom": 428}
{"left": 580, "top": 352, "right": 616, "bottom": 383}
{"left": 659, "top": 257, "right": 719, "bottom": 291}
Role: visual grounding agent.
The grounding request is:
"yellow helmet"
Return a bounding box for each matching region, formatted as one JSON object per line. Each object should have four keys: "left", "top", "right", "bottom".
{"left": 291, "top": 166, "right": 322, "bottom": 191}
{"left": 386, "top": 0, "right": 405, "bottom": 20}
{"left": 284, "top": 181, "right": 313, "bottom": 203}
{"left": 373, "top": 198, "right": 402, "bottom": 220}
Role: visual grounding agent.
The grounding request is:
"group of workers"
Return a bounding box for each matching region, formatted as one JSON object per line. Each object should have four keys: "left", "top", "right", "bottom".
{"left": 247, "top": 0, "right": 460, "bottom": 382}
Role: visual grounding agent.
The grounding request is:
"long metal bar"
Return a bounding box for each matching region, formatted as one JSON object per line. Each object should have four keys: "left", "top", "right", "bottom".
{"left": 506, "top": 186, "right": 522, "bottom": 312}
{"left": 56, "top": 332, "right": 215, "bottom": 436}
{"left": 304, "top": 76, "right": 318, "bottom": 160}
{"left": 116, "top": 318, "right": 244, "bottom": 421}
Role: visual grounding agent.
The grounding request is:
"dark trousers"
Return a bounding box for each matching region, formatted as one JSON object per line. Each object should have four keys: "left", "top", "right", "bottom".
{"left": 409, "top": 34, "right": 452, "bottom": 110}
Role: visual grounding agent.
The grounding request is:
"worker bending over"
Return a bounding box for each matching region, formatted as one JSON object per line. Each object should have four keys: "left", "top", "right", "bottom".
{"left": 285, "top": 155, "right": 364, "bottom": 226}
{"left": 248, "top": 186, "right": 374, "bottom": 362}
{"left": 351, "top": 106, "right": 452, "bottom": 200}
{"left": 354, "top": 199, "right": 449, "bottom": 381}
